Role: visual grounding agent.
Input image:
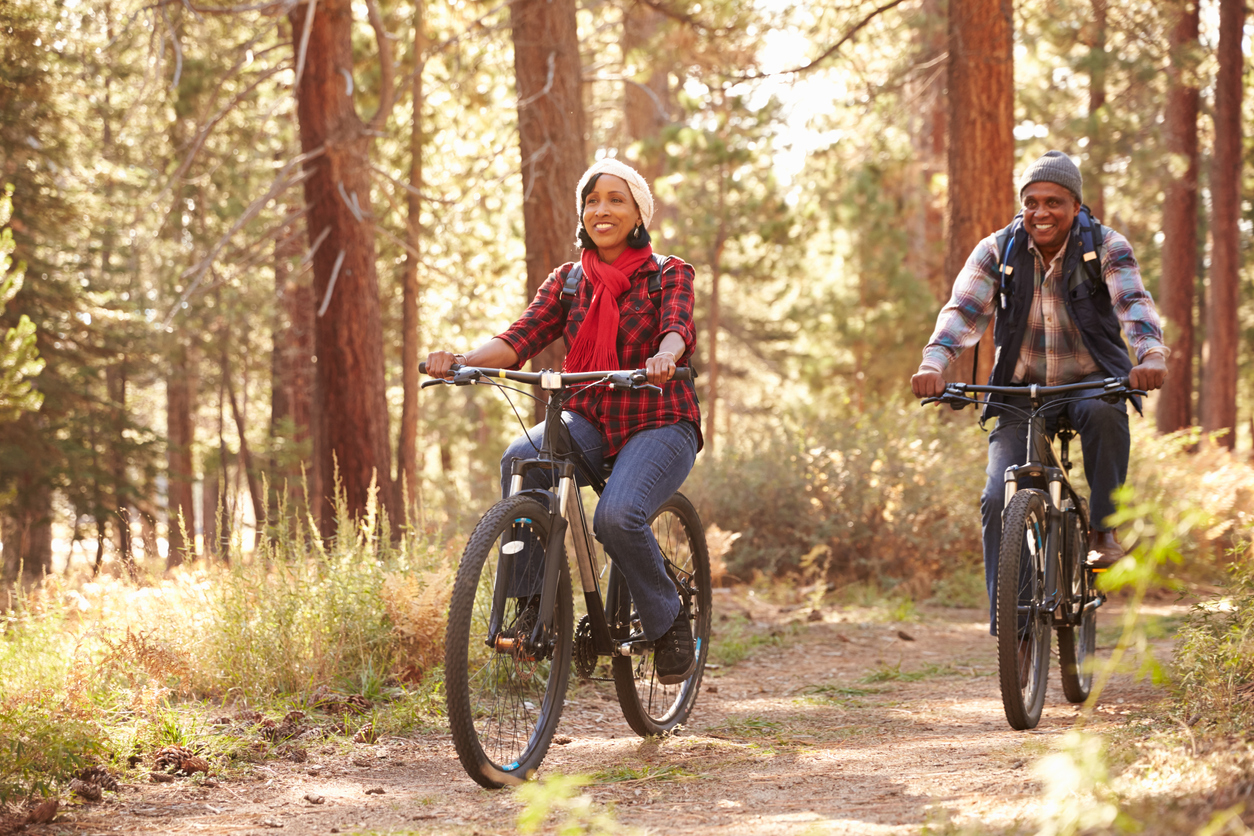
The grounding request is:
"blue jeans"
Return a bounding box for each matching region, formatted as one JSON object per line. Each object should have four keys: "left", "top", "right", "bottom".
{"left": 501, "top": 414, "right": 699, "bottom": 641}
{"left": 979, "top": 372, "right": 1129, "bottom": 633}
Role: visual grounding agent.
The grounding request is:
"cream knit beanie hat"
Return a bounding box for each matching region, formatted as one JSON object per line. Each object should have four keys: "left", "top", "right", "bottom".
{"left": 575, "top": 158, "right": 654, "bottom": 229}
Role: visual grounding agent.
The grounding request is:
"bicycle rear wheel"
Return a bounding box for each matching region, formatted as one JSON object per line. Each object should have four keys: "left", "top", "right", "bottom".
{"left": 611, "top": 492, "right": 711, "bottom": 737}
{"left": 445, "top": 494, "right": 572, "bottom": 788}
{"left": 996, "top": 490, "right": 1050, "bottom": 730}
{"left": 1058, "top": 505, "right": 1096, "bottom": 703}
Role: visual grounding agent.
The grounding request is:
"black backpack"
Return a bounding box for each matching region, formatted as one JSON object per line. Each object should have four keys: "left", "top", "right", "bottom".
{"left": 558, "top": 254, "right": 672, "bottom": 316}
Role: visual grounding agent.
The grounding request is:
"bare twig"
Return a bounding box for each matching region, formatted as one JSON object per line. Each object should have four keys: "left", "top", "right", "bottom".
{"left": 733, "top": 0, "right": 911, "bottom": 80}
{"left": 159, "top": 2, "right": 184, "bottom": 89}
{"left": 317, "top": 249, "right": 347, "bottom": 316}
{"left": 516, "top": 51, "right": 556, "bottom": 109}
{"left": 301, "top": 225, "right": 332, "bottom": 266}
{"left": 337, "top": 181, "right": 366, "bottom": 222}
{"left": 160, "top": 148, "right": 323, "bottom": 327}
{"left": 634, "top": 0, "right": 737, "bottom": 36}
{"left": 367, "top": 163, "right": 455, "bottom": 205}
{"left": 364, "top": 0, "right": 395, "bottom": 131}
{"left": 293, "top": 0, "right": 318, "bottom": 95}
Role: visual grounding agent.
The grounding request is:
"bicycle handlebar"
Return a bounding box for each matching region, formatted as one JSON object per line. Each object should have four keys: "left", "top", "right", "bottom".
{"left": 419, "top": 362, "right": 695, "bottom": 390}
{"left": 920, "top": 377, "right": 1146, "bottom": 408}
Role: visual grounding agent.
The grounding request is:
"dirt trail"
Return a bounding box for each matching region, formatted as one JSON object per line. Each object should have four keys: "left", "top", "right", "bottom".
{"left": 49, "top": 590, "right": 1176, "bottom": 836}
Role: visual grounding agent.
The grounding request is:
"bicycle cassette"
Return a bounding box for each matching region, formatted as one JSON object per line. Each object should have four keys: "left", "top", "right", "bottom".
{"left": 574, "top": 615, "right": 598, "bottom": 679}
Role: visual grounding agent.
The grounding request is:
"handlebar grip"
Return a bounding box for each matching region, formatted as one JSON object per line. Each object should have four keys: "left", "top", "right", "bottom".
{"left": 419, "top": 361, "right": 428, "bottom": 374}
{"left": 672, "top": 367, "right": 695, "bottom": 382}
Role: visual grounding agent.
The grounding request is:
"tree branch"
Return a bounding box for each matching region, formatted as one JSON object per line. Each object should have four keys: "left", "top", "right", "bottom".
{"left": 364, "top": 0, "right": 396, "bottom": 131}
{"left": 734, "top": 0, "right": 912, "bottom": 80}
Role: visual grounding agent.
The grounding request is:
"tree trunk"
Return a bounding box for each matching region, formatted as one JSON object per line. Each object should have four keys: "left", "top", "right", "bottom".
{"left": 290, "top": 0, "right": 395, "bottom": 531}
{"left": 1086, "top": 0, "right": 1107, "bottom": 221}
{"left": 511, "top": 0, "right": 587, "bottom": 422}
{"left": 224, "top": 341, "right": 266, "bottom": 550}
{"left": 1, "top": 478, "right": 53, "bottom": 587}
{"left": 106, "top": 363, "right": 137, "bottom": 579}
{"left": 704, "top": 172, "right": 727, "bottom": 454}
{"left": 944, "top": 0, "right": 1014, "bottom": 386}
{"left": 269, "top": 203, "right": 315, "bottom": 515}
{"left": 1156, "top": 0, "right": 1201, "bottom": 435}
{"left": 908, "top": 0, "right": 948, "bottom": 304}
{"left": 1200, "top": 0, "right": 1244, "bottom": 449}
{"left": 397, "top": 4, "right": 428, "bottom": 519}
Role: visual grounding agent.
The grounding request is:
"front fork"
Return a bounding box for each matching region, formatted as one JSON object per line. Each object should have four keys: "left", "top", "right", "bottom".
{"left": 1002, "top": 465, "right": 1064, "bottom": 621}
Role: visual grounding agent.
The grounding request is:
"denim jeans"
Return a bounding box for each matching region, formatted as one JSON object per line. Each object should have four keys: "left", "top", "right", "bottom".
{"left": 500, "top": 413, "right": 699, "bottom": 641}
{"left": 979, "top": 372, "right": 1129, "bottom": 633}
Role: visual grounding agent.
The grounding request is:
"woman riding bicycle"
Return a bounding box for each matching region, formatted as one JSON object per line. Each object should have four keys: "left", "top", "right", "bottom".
{"left": 425, "top": 158, "right": 702, "bottom": 685}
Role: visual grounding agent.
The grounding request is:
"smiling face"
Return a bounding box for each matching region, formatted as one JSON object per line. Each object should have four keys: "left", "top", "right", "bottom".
{"left": 1020, "top": 181, "right": 1080, "bottom": 259}
{"left": 581, "top": 174, "right": 641, "bottom": 263}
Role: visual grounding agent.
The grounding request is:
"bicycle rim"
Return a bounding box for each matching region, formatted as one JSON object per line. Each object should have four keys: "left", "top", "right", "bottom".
{"left": 996, "top": 491, "right": 1050, "bottom": 730}
{"left": 611, "top": 492, "right": 711, "bottom": 737}
{"left": 445, "top": 495, "right": 572, "bottom": 788}
{"left": 1058, "top": 510, "right": 1096, "bottom": 702}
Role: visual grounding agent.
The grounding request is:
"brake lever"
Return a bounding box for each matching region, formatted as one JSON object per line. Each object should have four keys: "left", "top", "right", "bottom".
{"left": 420, "top": 379, "right": 448, "bottom": 389}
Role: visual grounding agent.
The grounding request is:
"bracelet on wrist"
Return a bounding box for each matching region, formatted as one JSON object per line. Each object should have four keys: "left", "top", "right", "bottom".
{"left": 453, "top": 353, "right": 467, "bottom": 365}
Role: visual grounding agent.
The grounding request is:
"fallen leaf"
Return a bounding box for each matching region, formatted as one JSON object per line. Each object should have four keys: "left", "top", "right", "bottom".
{"left": 303, "top": 793, "right": 325, "bottom": 805}
{"left": 27, "top": 798, "right": 58, "bottom": 824}
{"left": 365, "top": 787, "right": 385, "bottom": 795}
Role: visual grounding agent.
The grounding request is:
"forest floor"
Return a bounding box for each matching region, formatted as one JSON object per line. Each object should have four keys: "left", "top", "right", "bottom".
{"left": 25, "top": 588, "right": 1181, "bottom": 836}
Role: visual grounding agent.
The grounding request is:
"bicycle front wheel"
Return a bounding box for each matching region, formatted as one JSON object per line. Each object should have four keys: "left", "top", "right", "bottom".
{"left": 1058, "top": 505, "right": 1096, "bottom": 703}
{"left": 444, "top": 494, "right": 572, "bottom": 788}
{"left": 611, "top": 492, "right": 711, "bottom": 737}
{"left": 996, "top": 490, "right": 1050, "bottom": 730}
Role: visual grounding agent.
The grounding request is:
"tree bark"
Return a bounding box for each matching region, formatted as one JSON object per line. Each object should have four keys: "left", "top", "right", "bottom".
{"left": 269, "top": 203, "right": 315, "bottom": 515}
{"left": 944, "top": 0, "right": 1014, "bottom": 386}
{"left": 290, "top": 0, "right": 395, "bottom": 530}
{"left": 1086, "top": 0, "right": 1107, "bottom": 221}
{"left": 1199, "top": 0, "right": 1244, "bottom": 449}
{"left": 106, "top": 363, "right": 136, "bottom": 579}
{"left": 224, "top": 340, "right": 266, "bottom": 549}
{"left": 0, "top": 478, "right": 53, "bottom": 587}
{"left": 511, "top": 0, "right": 588, "bottom": 422}
{"left": 1156, "top": 0, "right": 1201, "bottom": 435}
{"left": 908, "top": 0, "right": 948, "bottom": 305}
{"left": 396, "top": 3, "right": 428, "bottom": 519}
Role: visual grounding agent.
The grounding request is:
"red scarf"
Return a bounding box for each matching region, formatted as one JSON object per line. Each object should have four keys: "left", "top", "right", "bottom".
{"left": 563, "top": 245, "right": 654, "bottom": 373}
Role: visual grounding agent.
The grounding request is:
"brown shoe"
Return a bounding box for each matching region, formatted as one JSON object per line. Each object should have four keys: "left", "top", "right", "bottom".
{"left": 1087, "top": 529, "right": 1124, "bottom": 571}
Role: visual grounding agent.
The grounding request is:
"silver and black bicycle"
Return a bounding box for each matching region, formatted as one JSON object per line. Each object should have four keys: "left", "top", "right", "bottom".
{"left": 923, "top": 377, "right": 1143, "bottom": 729}
{"left": 420, "top": 362, "right": 711, "bottom": 787}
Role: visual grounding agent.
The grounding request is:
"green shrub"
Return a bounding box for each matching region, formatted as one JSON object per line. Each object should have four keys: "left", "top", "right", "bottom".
{"left": 685, "top": 400, "right": 985, "bottom": 586}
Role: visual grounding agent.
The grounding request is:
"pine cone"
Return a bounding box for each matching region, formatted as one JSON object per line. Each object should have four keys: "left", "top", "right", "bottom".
{"left": 352, "top": 722, "right": 377, "bottom": 744}
{"left": 153, "top": 745, "right": 196, "bottom": 772}
{"left": 74, "top": 766, "right": 119, "bottom": 792}
{"left": 277, "top": 743, "right": 308, "bottom": 763}
{"left": 178, "top": 756, "right": 210, "bottom": 775}
{"left": 69, "top": 779, "right": 103, "bottom": 802}
{"left": 283, "top": 710, "right": 307, "bottom": 724}
{"left": 261, "top": 720, "right": 302, "bottom": 742}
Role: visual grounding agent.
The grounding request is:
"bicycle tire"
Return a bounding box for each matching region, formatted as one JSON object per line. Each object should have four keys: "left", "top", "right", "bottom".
{"left": 996, "top": 490, "right": 1050, "bottom": 730}
{"left": 1057, "top": 505, "right": 1096, "bottom": 703}
{"left": 445, "top": 494, "right": 572, "bottom": 788}
{"left": 610, "top": 492, "right": 711, "bottom": 737}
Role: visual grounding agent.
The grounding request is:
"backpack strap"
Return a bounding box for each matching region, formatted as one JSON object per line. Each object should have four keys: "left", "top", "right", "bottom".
{"left": 1073, "top": 206, "right": 1104, "bottom": 293}
{"left": 559, "top": 255, "right": 670, "bottom": 316}
{"left": 994, "top": 213, "right": 1024, "bottom": 311}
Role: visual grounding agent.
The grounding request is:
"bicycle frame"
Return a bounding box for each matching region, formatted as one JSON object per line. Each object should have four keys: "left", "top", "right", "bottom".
{"left": 424, "top": 363, "right": 692, "bottom": 663}
{"left": 928, "top": 377, "right": 1140, "bottom": 626}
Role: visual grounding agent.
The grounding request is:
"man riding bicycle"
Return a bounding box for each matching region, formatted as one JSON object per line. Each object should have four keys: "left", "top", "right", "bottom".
{"left": 426, "top": 158, "right": 702, "bottom": 684}
{"left": 911, "top": 150, "right": 1168, "bottom": 633}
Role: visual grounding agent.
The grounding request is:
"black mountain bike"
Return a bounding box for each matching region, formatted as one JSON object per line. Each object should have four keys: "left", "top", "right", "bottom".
{"left": 923, "top": 377, "right": 1143, "bottom": 730}
{"left": 420, "top": 362, "right": 711, "bottom": 787}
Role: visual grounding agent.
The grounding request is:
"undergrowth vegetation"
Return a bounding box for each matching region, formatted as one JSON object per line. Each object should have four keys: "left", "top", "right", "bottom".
{"left": 685, "top": 400, "right": 987, "bottom": 590}
{"left": 0, "top": 490, "right": 455, "bottom": 803}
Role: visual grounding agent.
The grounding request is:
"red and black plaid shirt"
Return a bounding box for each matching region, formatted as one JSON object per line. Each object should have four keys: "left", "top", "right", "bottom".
{"left": 496, "top": 254, "right": 703, "bottom": 457}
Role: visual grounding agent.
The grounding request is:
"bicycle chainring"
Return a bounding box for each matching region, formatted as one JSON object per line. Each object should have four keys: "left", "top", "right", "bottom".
{"left": 574, "top": 615, "right": 598, "bottom": 679}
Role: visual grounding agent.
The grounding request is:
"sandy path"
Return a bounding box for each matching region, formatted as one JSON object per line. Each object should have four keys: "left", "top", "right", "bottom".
{"left": 47, "top": 590, "right": 1174, "bottom": 836}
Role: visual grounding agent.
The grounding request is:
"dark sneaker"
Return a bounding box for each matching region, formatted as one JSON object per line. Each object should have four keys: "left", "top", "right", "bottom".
{"left": 654, "top": 610, "right": 696, "bottom": 686}
{"left": 1086, "top": 529, "right": 1124, "bottom": 572}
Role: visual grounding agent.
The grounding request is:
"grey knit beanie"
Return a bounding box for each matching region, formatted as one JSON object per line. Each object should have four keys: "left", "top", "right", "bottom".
{"left": 1018, "top": 150, "right": 1083, "bottom": 204}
